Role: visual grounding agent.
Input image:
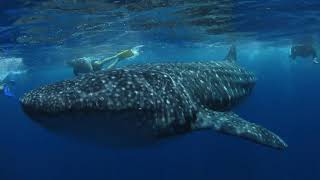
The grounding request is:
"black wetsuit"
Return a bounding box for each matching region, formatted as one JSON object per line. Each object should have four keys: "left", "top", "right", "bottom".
{"left": 290, "top": 45, "right": 317, "bottom": 60}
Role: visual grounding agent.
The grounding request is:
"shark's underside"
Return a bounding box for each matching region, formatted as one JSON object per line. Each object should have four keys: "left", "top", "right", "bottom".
{"left": 20, "top": 46, "right": 287, "bottom": 149}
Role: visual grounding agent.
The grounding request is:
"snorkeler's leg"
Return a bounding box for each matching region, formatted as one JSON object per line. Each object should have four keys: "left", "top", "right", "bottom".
{"left": 99, "top": 55, "right": 118, "bottom": 66}
{"left": 106, "top": 58, "right": 120, "bottom": 69}
{"left": 92, "top": 57, "right": 117, "bottom": 71}
{"left": 100, "top": 49, "right": 135, "bottom": 66}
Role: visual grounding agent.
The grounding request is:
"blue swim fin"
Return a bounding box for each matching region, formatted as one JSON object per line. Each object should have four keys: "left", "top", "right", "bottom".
{"left": 4, "top": 85, "right": 15, "bottom": 97}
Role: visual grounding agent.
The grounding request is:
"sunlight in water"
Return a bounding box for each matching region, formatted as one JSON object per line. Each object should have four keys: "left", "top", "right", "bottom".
{"left": 0, "top": 57, "right": 27, "bottom": 81}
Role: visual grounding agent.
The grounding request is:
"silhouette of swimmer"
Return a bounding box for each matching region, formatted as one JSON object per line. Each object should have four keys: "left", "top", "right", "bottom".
{"left": 290, "top": 44, "right": 319, "bottom": 64}
{"left": 68, "top": 48, "right": 140, "bottom": 76}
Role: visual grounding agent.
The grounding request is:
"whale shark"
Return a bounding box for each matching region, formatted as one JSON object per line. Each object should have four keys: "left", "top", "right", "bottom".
{"left": 20, "top": 46, "right": 287, "bottom": 149}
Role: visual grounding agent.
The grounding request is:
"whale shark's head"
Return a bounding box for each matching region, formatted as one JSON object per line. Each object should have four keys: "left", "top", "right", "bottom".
{"left": 20, "top": 69, "right": 162, "bottom": 146}
{"left": 21, "top": 69, "right": 157, "bottom": 115}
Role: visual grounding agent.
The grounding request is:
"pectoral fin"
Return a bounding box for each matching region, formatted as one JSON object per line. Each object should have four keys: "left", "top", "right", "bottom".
{"left": 193, "top": 109, "right": 287, "bottom": 150}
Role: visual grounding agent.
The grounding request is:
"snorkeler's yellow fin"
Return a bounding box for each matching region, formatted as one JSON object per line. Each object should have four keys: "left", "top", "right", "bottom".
{"left": 99, "top": 49, "right": 134, "bottom": 67}
{"left": 115, "top": 49, "right": 134, "bottom": 59}
{"left": 100, "top": 49, "right": 133, "bottom": 63}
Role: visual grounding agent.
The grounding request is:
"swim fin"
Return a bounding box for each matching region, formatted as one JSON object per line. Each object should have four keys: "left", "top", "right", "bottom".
{"left": 4, "top": 84, "right": 15, "bottom": 97}
{"left": 116, "top": 49, "right": 135, "bottom": 59}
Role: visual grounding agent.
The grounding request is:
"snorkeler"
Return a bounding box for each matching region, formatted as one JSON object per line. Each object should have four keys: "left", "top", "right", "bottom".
{"left": 290, "top": 43, "right": 319, "bottom": 64}
{"left": 68, "top": 46, "right": 143, "bottom": 76}
{"left": 0, "top": 56, "right": 26, "bottom": 98}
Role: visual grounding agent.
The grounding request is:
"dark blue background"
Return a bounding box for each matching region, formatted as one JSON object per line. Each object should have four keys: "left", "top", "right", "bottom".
{"left": 1, "top": 0, "right": 320, "bottom": 179}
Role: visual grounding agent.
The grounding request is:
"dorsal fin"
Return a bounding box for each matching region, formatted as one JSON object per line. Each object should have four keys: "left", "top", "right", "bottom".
{"left": 224, "top": 45, "right": 237, "bottom": 63}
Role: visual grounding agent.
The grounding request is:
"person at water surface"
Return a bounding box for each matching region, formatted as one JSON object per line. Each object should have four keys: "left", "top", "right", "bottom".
{"left": 67, "top": 46, "right": 143, "bottom": 76}
{"left": 290, "top": 43, "right": 319, "bottom": 64}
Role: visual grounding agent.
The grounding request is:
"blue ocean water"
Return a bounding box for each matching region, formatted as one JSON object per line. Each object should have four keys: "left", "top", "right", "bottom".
{"left": 0, "top": 0, "right": 320, "bottom": 180}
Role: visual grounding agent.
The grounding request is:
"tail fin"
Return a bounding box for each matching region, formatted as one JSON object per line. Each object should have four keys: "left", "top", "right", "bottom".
{"left": 224, "top": 45, "right": 237, "bottom": 63}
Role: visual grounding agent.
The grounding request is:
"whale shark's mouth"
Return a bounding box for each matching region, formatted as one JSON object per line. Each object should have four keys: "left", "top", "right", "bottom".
{"left": 21, "top": 101, "right": 158, "bottom": 147}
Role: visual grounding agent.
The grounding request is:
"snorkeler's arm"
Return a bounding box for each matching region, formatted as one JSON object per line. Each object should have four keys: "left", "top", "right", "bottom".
{"left": 310, "top": 47, "right": 319, "bottom": 64}
{"left": 289, "top": 47, "right": 296, "bottom": 59}
{"left": 313, "top": 51, "right": 319, "bottom": 64}
{"left": 73, "top": 68, "right": 80, "bottom": 76}
{"left": 312, "top": 49, "right": 317, "bottom": 59}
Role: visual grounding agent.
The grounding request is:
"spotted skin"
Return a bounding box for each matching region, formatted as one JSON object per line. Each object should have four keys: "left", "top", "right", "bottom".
{"left": 21, "top": 62, "right": 252, "bottom": 125}
{"left": 20, "top": 48, "right": 287, "bottom": 149}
